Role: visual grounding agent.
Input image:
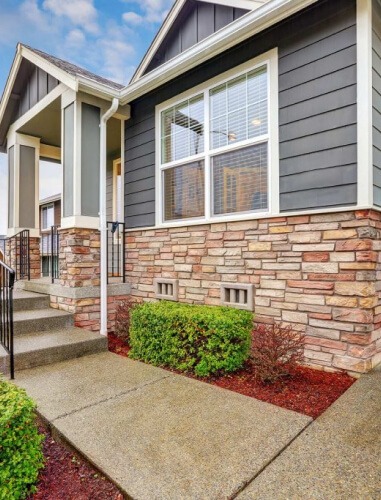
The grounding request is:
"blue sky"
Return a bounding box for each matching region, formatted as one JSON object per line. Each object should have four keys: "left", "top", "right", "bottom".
{"left": 0, "top": 0, "right": 174, "bottom": 234}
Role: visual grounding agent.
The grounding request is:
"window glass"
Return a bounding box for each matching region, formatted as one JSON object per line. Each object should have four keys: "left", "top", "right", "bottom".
{"left": 212, "top": 143, "right": 268, "bottom": 216}
{"left": 159, "top": 63, "right": 269, "bottom": 222}
{"left": 161, "top": 95, "right": 204, "bottom": 164}
{"left": 164, "top": 161, "right": 205, "bottom": 220}
{"left": 210, "top": 67, "right": 268, "bottom": 149}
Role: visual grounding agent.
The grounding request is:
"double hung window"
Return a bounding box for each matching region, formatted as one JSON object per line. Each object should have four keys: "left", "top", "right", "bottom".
{"left": 158, "top": 56, "right": 273, "bottom": 224}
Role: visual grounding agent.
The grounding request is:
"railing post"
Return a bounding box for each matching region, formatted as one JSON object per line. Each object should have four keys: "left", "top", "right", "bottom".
{"left": 0, "top": 261, "right": 16, "bottom": 379}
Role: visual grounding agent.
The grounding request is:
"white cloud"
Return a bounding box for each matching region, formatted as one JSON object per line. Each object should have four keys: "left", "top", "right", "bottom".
{"left": 122, "top": 0, "right": 172, "bottom": 25}
{"left": 122, "top": 12, "right": 144, "bottom": 25}
{"left": 42, "top": 0, "right": 99, "bottom": 34}
{"left": 66, "top": 29, "right": 86, "bottom": 47}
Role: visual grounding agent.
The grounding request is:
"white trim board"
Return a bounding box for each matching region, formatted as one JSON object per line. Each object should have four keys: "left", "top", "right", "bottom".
{"left": 357, "top": 0, "right": 373, "bottom": 207}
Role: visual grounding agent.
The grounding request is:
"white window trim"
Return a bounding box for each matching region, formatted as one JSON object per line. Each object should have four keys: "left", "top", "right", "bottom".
{"left": 155, "top": 48, "right": 279, "bottom": 227}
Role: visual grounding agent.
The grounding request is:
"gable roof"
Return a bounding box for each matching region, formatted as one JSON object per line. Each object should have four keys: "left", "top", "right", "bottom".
{"left": 130, "top": 0, "right": 271, "bottom": 83}
{"left": 24, "top": 45, "right": 123, "bottom": 91}
{"left": 0, "top": 43, "right": 124, "bottom": 152}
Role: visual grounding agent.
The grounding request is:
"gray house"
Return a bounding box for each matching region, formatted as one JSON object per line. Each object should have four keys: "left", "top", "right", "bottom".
{"left": 0, "top": 0, "right": 381, "bottom": 375}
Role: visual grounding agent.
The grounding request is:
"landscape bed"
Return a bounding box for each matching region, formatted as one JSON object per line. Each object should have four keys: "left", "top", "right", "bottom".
{"left": 108, "top": 333, "right": 355, "bottom": 419}
{"left": 29, "top": 419, "right": 123, "bottom": 500}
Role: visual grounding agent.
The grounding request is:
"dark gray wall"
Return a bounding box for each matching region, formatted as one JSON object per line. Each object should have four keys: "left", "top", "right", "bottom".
{"left": 145, "top": 1, "right": 248, "bottom": 74}
{"left": 63, "top": 103, "right": 74, "bottom": 218}
{"left": 81, "top": 103, "right": 100, "bottom": 217}
{"left": 19, "top": 145, "right": 36, "bottom": 228}
{"left": 373, "top": 0, "right": 381, "bottom": 206}
{"left": 18, "top": 66, "right": 59, "bottom": 118}
{"left": 8, "top": 146, "right": 14, "bottom": 228}
{"left": 125, "top": 0, "right": 357, "bottom": 228}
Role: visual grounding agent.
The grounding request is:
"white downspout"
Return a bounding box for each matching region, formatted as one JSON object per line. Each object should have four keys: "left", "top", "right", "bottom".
{"left": 100, "top": 97, "right": 119, "bottom": 336}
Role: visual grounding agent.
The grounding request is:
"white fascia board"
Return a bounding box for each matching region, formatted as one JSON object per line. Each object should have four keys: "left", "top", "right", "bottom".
{"left": 77, "top": 78, "right": 121, "bottom": 102}
{"left": 121, "top": 0, "right": 319, "bottom": 105}
{"left": 130, "top": 0, "right": 187, "bottom": 84}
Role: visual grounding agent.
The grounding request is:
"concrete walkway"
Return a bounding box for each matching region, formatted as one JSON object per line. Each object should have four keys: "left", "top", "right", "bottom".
{"left": 14, "top": 353, "right": 381, "bottom": 499}
{"left": 15, "top": 351, "right": 311, "bottom": 499}
{"left": 238, "top": 364, "right": 381, "bottom": 500}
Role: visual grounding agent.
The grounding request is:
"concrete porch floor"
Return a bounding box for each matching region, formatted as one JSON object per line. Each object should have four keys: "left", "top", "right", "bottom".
{"left": 13, "top": 353, "right": 381, "bottom": 499}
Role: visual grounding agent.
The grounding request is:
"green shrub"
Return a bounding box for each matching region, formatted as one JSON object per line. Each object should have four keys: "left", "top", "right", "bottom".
{"left": 129, "top": 301, "right": 252, "bottom": 376}
{"left": 0, "top": 379, "right": 44, "bottom": 500}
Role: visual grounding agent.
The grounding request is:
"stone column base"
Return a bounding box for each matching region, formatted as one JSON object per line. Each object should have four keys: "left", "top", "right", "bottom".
{"left": 59, "top": 228, "right": 100, "bottom": 287}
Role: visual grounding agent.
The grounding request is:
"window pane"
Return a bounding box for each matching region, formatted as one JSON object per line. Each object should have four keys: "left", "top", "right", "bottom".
{"left": 161, "top": 95, "right": 204, "bottom": 164}
{"left": 248, "top": 101, "right": 268, "bottom": 138}
{"left": 227, "top": 76, "right": 246, "bottom": 113}
{"left": 210, "top": 65, "right": 268, "bottom": 150}
{"left": 212, "top": 143, "right": 268, "bottom": 216}
{"left": 164, "top": 161, "right": 205, "bottom": 221}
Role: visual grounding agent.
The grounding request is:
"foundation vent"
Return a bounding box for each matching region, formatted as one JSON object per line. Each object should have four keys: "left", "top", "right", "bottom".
{"left": 220, "top": 283, "right": 254, "bottom": 311}
{"left": 154, "top": 278, "right": 179, "bottom": 301}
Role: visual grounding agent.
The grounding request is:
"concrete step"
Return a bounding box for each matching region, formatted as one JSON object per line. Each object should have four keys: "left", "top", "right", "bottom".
{"left": 0, "top": 328, "right": 108, "bottom": 374}
{"left": 14, "top": 308, "right": 74, "bottom": 335}
{"left": 13, "top": 290, "right": 50, "bottom": 312}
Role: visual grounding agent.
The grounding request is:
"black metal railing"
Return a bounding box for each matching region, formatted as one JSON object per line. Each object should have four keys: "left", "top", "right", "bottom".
{"left": 107, "top": 221, "right": 125, "bottom": 284}
{"left": 40, "top": 226, "right": 60, "bottom": 282}
{"left": 51, "top": 225, "right": 60, "bottom": 283}
{"left": 0, "top": 260, "right": 16, "bottom": 379}
{"left": 7, "top": 230, "right": 30, "bottom": 281}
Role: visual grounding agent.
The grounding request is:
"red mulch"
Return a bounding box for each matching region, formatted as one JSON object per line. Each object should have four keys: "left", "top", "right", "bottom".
{"left": 29, "top": 419, "right": 123, "bottom": 500}
{"left": 108, "top": 333, "right": 131, "bottom": 357}
{"left": 108, "top": 333, "right": 355, "bottom": 419}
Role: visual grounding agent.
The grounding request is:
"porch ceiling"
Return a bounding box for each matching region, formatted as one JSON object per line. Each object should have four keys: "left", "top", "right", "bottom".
{"left": 18, "top": 97, "right": 61, "bottom": 149}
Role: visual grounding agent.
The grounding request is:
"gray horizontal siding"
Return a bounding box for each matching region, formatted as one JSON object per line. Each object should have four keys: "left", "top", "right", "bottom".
{"left": 373, "top": 0, "right": 381, "bottom": 207}
{"left": 278, "top": 0, "right": 357, "bottom": 211}
{"left": 125, "top": 0, "right": 357, "bottom": 228}
{"left": 18, "top": 66, "right": 59, "bottom": 118}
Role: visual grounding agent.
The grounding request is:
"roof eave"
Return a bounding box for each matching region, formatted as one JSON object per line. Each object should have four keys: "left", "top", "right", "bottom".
{"left": 121, "top": 0, "right": 319, "bottom": 105}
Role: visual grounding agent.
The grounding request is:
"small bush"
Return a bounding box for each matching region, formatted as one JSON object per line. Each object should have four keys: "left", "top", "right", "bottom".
{"left": 129, "top": 301, "right": 252, "bottom": 376}
{"left": 114, "top": 297, "right": 135, "bottom": 343}
{"left": 250, "top": 323, "right": 305, "bottom": 383}
{"left": 0, "top": 379, "right": 44, "bottom": 499}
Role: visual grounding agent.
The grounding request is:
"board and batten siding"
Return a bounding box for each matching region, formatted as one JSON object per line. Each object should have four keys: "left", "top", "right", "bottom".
{"left": 18, "top": 65, "right": 59, "bottom": 118}
{"left": 145, "top": 1, "right": 248, "bottom": 74}
{"left": 124, "top": 0, "right": 357, "bottom": 229}
{"left": 373, "top": 0, "right": 381, "bottom": 206}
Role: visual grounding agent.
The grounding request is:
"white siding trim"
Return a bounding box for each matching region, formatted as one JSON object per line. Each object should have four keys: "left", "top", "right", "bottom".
{"left": 357, "top": 0, "right": 373, "bottom": 206}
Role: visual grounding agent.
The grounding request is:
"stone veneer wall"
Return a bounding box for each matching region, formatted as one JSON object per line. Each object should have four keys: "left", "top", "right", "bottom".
{"left": 125, "top": 210, "right": 381, "bottom": 374}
